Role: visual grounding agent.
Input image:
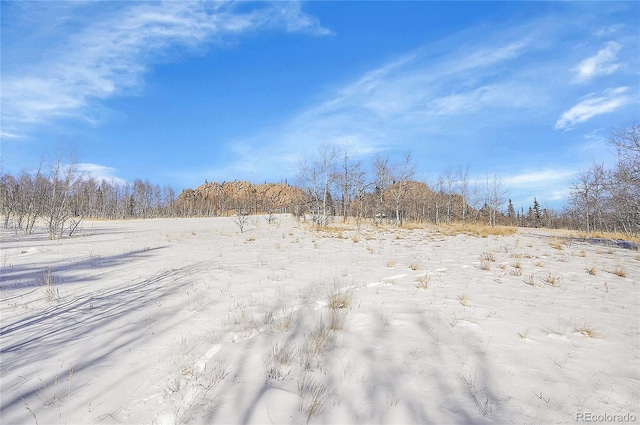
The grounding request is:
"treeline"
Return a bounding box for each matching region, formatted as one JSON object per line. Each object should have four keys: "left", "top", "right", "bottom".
{"left": 1, "top": 124, "right": 637, "bottom": 238}
{"left": 0, "top": 159, "right": 178, "bottom": 239}
{"left": 293, "top": 123, "right": 638, "bottom": 236}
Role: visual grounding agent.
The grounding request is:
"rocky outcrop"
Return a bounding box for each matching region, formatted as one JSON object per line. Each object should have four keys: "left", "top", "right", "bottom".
{"left": 176, "top": 181, "right": 308, "bottom": 216}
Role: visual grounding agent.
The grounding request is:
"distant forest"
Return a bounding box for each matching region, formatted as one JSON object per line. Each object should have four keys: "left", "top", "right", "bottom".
{"left": 1, "top": 123, "right": 637, "bottom": 239}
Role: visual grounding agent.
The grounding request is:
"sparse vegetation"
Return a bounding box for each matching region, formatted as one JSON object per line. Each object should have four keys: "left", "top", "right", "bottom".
{"left": 264, "top": 342, "right": 297, "bottom": 381}
{"left": 415, "top": 274, "right": 430, "bottom": 289}
{"left": 298, "top": 376, "right": 328, "bottom": 424}
{"left": 612, "top": 266, "right": 626, "bottom": 277}
{"left": 576, "top": 322, "right": 596, "bottom": 338}
{"left": 550, "top": 238, "right": 564, "bottom": 250}
{"left": 543, "top": 273, "right": 561, "bottom": 287}
{"left": 524, "top": 274, "right": 535, "bottom": 286}
{"left": 233, "top": 212, "right": 249, "bottom": 233}
{"left": 327, "top": 285, "right": 352, "bottom": 310}
{"left": 39, "top": 268, "right": 59, "bottom": 302}
{"left": 480, "top": 251, "right": 495, "bottom": 270}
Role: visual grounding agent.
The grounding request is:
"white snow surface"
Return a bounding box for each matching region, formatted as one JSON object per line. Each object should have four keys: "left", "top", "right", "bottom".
{"left": 1, "top": 216, "right": 638, "bottom": 424}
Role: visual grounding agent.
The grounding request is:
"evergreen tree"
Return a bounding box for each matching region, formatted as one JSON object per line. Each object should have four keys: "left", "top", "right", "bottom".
{"left": 507, "top": 198, "right": 516, "bottom": 224}
{"left": 532, "top": 197, "right": 542, "bottom": 228}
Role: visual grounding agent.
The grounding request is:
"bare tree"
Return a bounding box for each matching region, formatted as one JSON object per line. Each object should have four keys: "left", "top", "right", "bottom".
{"left": 334, "top": 149, "right": 365, "bottom": 223}
{"left": 443, "top": 167, "right": 457, "bottom": 224}
{"left": 0, "top": 173, "right": 18, "bottom": 230}
{"left": 21, "top": 165, "right": 47, "bottom": 235}
{"left": 372, "top": 155, "right": 392, "bottom": 225}
{"left": 456, "top": 166, "right": 470, "bottom": 224}
{"left": 569, "top": 163, "right": 609, "bottom": 233}
{"left": 386, "top": 153, "right": 415, "bottom": 227}
{"left": 233, "top": 211, "right": 249, "bottom": 233}
{"left": 298, "top": 145, "right": 337, "bottom": 226}
{"left": 609, "top": 123, "right": 640, "bottom": 235}
{"left": 45, "top": 155, "right": 80, "bottom": 239}
{"left": 485, "top": 174, "right": 506, "bottom": 227}
{"left": 432, "top": 175, "right": 444, "bottom": 225}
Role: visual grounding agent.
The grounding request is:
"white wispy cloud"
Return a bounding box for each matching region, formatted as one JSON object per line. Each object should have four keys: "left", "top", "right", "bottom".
{"left": 503, "top": 169, "right": 576, "bottom": 187}
{"left": 1, "top": 1, "right": 329, "bottom": 135}
{"left": 209, "top": 34, "right": 542, "bottom": 186}
{"left": 76, "top": 163, "right": 127, "bottom": 185}
{"left": 573, "top": 41, "right": 622, "bottom": 83}
{"left": 593, "top": 25, "right": 624, "bottom": 38}
{"left": 555, "top": 87, "right": 631, "bottom": 130}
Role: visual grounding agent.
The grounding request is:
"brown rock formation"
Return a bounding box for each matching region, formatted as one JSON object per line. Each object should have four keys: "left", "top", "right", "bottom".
{"left": 176, "top": 181, "right": 308, "bottom": 216}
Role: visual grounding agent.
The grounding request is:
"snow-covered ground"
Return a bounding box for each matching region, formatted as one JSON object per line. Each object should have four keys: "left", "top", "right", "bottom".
{"left": 1, "top": 216, "right": 638, "bottom": 424}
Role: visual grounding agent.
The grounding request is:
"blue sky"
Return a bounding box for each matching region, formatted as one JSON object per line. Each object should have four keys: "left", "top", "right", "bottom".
{"left": 1, "top": 1, "right": 639, "bottom": 211}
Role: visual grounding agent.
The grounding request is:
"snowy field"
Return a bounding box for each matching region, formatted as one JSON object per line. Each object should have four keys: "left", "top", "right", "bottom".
{"left": 1, "top": 216, "right": 638, "bottom": 424}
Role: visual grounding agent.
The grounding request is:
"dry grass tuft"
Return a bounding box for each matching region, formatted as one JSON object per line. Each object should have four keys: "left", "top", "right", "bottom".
{"left": 386, "top": 260, "right": 397, "bottom": 268}
{"left": 298, "top": 376, "right": 328, "bottom": 424}
{"left": 524, "top": 274, "right": 535, "bottom": 286}
{"left": 586, "top": 266, "right": 597, "bottom": 276}
{"left": 415, "top": 274, "right": 430, "bottom": 289}
{"left": 480, "top": 251, "right": 495, "bottom": 271}
{"left": 612, "top": 266, "right": 626, "bottom": 278}
{"left": 264, "top": 342, "right": 297, "bottom": 381}
{"left": 327, "top": 290, "right": 352, "bottom": 310}
{"left": 550, "top": 237, "right": 565, "bottom": 250}
{"left": 510, "top": 265, "right": 523, "bottom": 276}
{"left": 561, "top": 229, "right": 640, "bottom": 244}
{"left": 458, "top": 293, "right": 470, "bottom": 307}
{"left": 544, "top": 273, "right": 561, "bottom": 287}
{"left": 482, "top": 251, "right": 496, "bottom": 262}
{"left": 409, "top": 262, "right": 420, "bottom": 271}
{"left": 576, "top": 322, "right": 596, "bottom": 338}
{"left": 39, "top": 269, "right": 59, "bottom": 302}
{"left": 328, "top": 309, "right": 347, "bottom": 331}
{"left": 440, "top": 222, "right": 517, "bottom": 237}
